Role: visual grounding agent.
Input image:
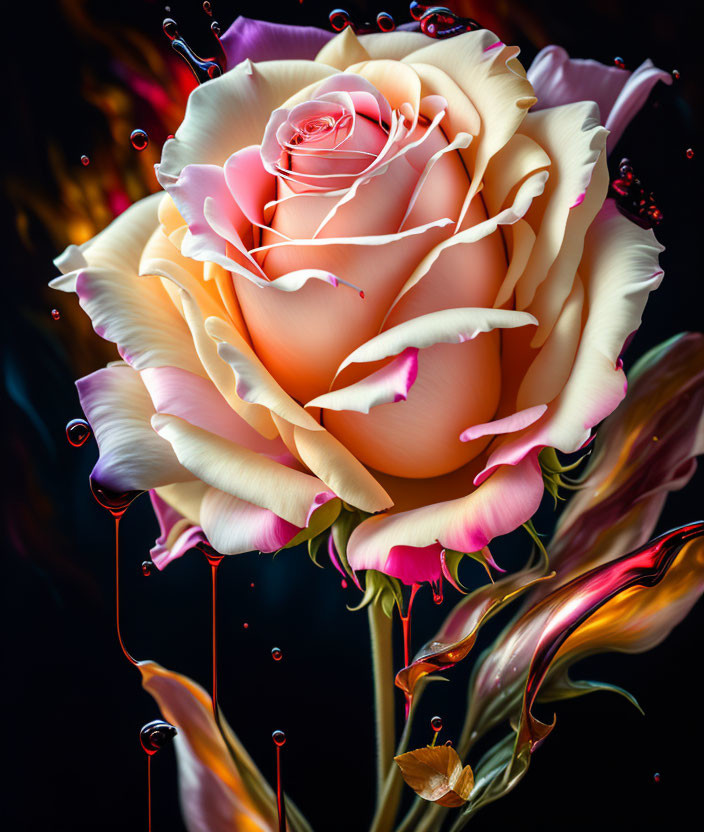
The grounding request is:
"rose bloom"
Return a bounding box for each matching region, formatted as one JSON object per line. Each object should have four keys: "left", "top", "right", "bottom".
{"left": 52, "top": 19, "right": 670, "bottom": 583}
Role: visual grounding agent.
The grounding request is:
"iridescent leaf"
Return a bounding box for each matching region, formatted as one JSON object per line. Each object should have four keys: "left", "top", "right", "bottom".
{"left": 394, "top": 553, "right": 554, "bottom": 697}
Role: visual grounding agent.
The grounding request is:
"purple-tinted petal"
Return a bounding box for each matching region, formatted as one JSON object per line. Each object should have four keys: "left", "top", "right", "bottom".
{"left": 528, "top": 46, "right": 671, "bottom": 153}
{"left": 220, "top": 17, "right": 334, "bottom": 69}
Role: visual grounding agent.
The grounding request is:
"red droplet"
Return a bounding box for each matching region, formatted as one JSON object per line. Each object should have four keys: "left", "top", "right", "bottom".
{"left": 686, "top": 148, "right": 694, "bottom": 159}
{"left": 51, "top": 308, "right": 61, "bottom": 320}
{"left": 202, "top": 0, "right": 213, "bottom": 15}
{"left": 654, "top": 772, "right": 661, "bottom": 783}
{"left": 341, "top": 578, "right": 348, "bottom": 589}
{"left": 272, "top": 730, "right": 286, "bottom": 747}
{"left": 271, "top": 647, "right": 283, "bottom": 661}
{"left": 142, "top": 560, "right": 152, "bottom": 576}
{"left": 672, "top": 69, "right": 680, "bottom": 80}
{"left": 430, "top": 715, "right": 443, "bottom": 733}
{"left": 329, "top": 9, "right": 351, "bottom": 32}
{"left": 243, "top": 622, "right": 249, "bottom": 629}
{"left": 80, "top": 155, "right": 90, "bottom": 167}
{"left": 376, "top": 12, "right": 395, "bottom": 32}
{"left": 140, "top": 720, "right": 177, "bottom": 755}
{"left": 66, "top": 418, "right": 91, "bottom": 447}
{"left": 613, "top": 56, "right": 626, "bottom": 69}
{"left": 211, "top": 20, "right": 221, "bottom": 37}
{"left": 359, "top": 290, "right": 365, "bottom": 299}
{"left": 166, "top": 134, "right": 175, "bottom": 140}
{"left": 250, "top": 581, "right": 255, "bottom": 589}
{"left": 130, "top": 129, "right": 149, "bottom": 151}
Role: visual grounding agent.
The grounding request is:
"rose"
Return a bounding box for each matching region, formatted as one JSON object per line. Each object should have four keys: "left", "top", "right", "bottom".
{"left": 52, "top": 18, "right": 670, "bottom": 584}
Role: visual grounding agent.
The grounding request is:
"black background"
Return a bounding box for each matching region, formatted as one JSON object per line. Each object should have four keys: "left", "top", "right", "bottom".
{"left": 2, "top": 1, "right": 703, "bottom": 830}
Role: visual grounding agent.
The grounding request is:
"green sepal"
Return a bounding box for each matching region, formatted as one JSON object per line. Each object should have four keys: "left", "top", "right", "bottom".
{"left": 538, "top": 665, "right": 644, "bottom": 715}
{"left": 348, "top": 569, "right": 403, "bottom": 618}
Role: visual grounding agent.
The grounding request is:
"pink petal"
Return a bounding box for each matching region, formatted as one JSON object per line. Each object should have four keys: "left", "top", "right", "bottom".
{"left": 459, "top": 404, "right": 547, "bottom": 443}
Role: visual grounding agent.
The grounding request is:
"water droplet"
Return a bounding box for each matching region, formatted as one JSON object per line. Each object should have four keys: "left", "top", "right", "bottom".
{"left": 51, "top": 308, "right": 61, "bottom": 320}
{"left": 329, "top": 9, "right": 351, "bottom": 31}
{"left": 142, "top": 560, "right": 153, "bottom": 576}
{"left": 130, "top": 129, "right": 149, "bottom": 151}
{"left": 140, "top": 720, "right": 177, "bottom": 755}
{"left": 66, "top": 418, "right": 91, "bottom": 447}
{"left": 203, "top": 0, "right": 213, "bottom": 15}
{"left": 271, "top": 647, "right": 283, "bottom": 661}
{"left": 686, "top": 148, "right": 694, "bottom": 159}
{"left": 672, "top": 69, "right": 680, "bottom": 80}
{"left": 243, "top": 622, "right": 249, "bottom": 629}
{"left": 430, "top": 715, "right": 443, "bottom": 733}
{"left": 272, "top": 729, "right": 287, "bottom": 747}
{"left": 614, "top": 56, "right": 626, "bottom": 69}
{"left": 376, "top": 12, "right": 395, "bottom": 32}
{"left": 341, "top": 578, "right": 348, "bottom": 589}
{"left": 163, "top": 17, "right": 179, "bottom": 40}
{"left": 80, "top": 155, "right": 90, "bottom": 167}
{"left": 654, "top": 772, "right": 661, "bottom": 783}
{"left": 211, "top": 21, "right": 221, "bottom": 37}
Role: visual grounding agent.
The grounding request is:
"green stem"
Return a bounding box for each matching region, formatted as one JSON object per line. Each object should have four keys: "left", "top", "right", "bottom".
{"left": 368, "top": 602, "right": 395, "bottom": 799}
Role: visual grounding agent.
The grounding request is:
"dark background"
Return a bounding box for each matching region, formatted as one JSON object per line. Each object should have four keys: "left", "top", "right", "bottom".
{"left": 2, "top": 1, "right": 702, "bottom": 830}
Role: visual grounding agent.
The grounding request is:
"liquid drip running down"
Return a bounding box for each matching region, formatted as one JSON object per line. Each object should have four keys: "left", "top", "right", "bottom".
{"left": 400, "top": 583, "right": 421, "bottom": 718}
{"left": 272, "top": 730, "right": 287, "bottom": 832}
{"left": 197, "top": 542, "right": 225, "bottom": 716}
{"left": 90, "top": 479, "right": 143, "bottom": 666}
{"left": 431, "top": 574, "right": 443, "bottom": 605}
{"left": 163, "top": 17, "right": 223, "bottom": 83}
{"left": 140, "top": 720, "right": 178, "bottom": 832}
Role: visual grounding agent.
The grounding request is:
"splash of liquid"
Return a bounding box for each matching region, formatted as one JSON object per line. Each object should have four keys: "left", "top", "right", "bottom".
{"left": 610, "top": 158, "right": 663, "bottom": 228}
{"left": 162, "top": 17, "right": 223, "bottom": 84}
{"left": 272, "top": 731, "right": 287, "bottom": 831}
{"left": 65, "top": 418, "right": 91, "bottom": 447}
{"left": 90, "top": 479, "right": 143, "bottom": 665}
{"left": 410, "top": 3, "right": 481, "bottom": 38}
{"left": 431, "top": 574, "right": 444, "bottom": 605}
{"left": 140, "top": 720, "right": 177, "bottom": 832}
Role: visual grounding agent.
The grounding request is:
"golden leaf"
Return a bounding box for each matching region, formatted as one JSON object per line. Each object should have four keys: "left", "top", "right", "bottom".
{"left": 394, "top": 745, "right": 474, "bottom": 807}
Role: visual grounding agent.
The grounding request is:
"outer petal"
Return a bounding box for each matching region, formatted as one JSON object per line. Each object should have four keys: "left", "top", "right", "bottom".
{"left": 347, "top": 452, "right": 544, "bottom": 584}
{"left": 51, "top": 194, "right": 204, "bottom": 376}
{"left": 77, "top": 365, "right": 188, "bottom": 493}
{"left": 149, "top": 490, "right": 206, "bottom": 570}
{"left": 220, "top": 16, "right": 334, "bottom": 68}
{"left": 478, "top": 200, "right": 664, "bottom": 483}
{"left": 140, "top": 661, "right": 275, "bottom": 832}
{"left": 527, "top": 46, "right": 672, "bottom": 152}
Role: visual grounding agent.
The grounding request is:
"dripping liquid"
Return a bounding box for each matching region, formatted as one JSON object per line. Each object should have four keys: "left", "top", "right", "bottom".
{"left": 114, "top": 514, "right": 138, "bottom": 666}
{"left": 399, "top": 583, "right": 421, "bottom": 718}
{"left": 147, "top": 754, "right": 152, "bottom": 832}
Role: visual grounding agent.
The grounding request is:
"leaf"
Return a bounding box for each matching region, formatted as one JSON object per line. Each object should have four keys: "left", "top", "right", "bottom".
{"left": 395, "top": 745, "right": 474, "bottom": 807}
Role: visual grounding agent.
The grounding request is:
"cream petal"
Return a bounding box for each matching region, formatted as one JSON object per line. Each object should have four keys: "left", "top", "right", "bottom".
{"left": 401, "top": 31, "right": 537, "bottom": 227}
{"left": 315, "top": 25, "right": 371, "bottom": 70}
{"left": 478, "top": 200, "right": 664, "bottom": 482}
{"left": 152, "top": 413, "right": 331, "bottom": 527}
{"left": 460, "top": 405, "right": 547, "bottom": 442}
{"left": 336, "top": 307, "right": 538, "bottom": 376}
{"left": 77, "top": 364, "right": 188, "bottom": 492}
{"left": 140, "top": 366, "right": 285, "bottom": 456}
{"left": 357, "top": 31, "right": 431, "bottom": 61}
{"left": 52, "top": 194, "right": 204, "bottom": 376}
